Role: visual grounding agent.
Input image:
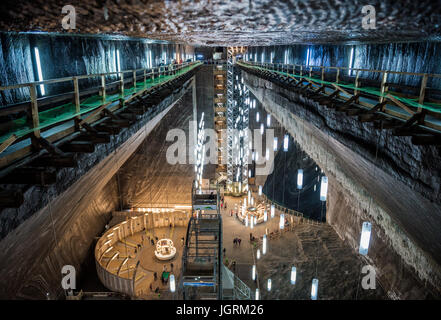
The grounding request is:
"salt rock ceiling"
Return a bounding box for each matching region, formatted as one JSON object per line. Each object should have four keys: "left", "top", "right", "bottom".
{"left": 1, "top": 0, "right": 441, "bottom": 46}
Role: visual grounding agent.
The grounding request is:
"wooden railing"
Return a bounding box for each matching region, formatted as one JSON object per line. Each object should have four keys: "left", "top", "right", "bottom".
{"left": 0, "top": 61, "right": 201, "bottom": 164}
{"left": 239, "top": 60, "right": 441, "bottom": 135}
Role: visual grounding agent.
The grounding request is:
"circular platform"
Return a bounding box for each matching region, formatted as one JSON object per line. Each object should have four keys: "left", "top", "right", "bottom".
{"left": 238, "top": 201, "right": 267, "bottom": 225}
{"left": 154, "top": 238, "right": 177, "bottom": 261}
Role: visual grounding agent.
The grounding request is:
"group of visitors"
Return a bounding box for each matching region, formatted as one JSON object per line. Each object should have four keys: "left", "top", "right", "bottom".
{"left": 233, "top": 237, "right": 242, "bottom": 247}
{"left": 220, "top": 197, "right": 227, "bottom": 210}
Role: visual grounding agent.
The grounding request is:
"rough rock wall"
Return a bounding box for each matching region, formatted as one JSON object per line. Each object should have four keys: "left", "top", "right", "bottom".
{"left": 0, "top": 32, "right": 193, "bottom": 105}
{"left": 243, "top": 71, "right": 441, "bottom": 298}
{"left": 247, "top": 41, "right": 441, "bottom": 89}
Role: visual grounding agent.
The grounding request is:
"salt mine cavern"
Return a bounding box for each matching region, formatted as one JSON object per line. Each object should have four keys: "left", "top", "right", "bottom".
{"left": 0, "top": 0, "right": 441, "bottom": 307}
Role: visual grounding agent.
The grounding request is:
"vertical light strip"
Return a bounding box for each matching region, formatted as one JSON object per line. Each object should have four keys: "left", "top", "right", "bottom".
{"left": 306, "top": 47, "right": 310, "bottom": 66}
{"left": 116, "top": 49, "right": 121, "bottom": 72}
{"left": 348, "top": 46, "right": 354, "bottom": 76}
{"left": 34, "top": 47, "right": 45, "bottom": 96}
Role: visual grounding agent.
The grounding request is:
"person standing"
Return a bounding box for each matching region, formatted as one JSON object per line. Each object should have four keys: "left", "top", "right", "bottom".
{"left": 238, "top": 238, "right": 241, "bottom": 246}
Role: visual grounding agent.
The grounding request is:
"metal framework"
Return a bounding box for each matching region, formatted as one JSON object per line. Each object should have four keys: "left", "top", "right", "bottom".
{"left": 180, "top": 182, "right": 222, "bottom": 300}
{"left": 213, "top": 63, "right": 227, "bottom": 184}
{"left": 226, "top": 47, "right": 249, "bottom": 195}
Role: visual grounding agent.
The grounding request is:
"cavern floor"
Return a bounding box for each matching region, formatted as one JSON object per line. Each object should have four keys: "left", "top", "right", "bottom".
{"left": 222, "top": 195, "right": 386, "bottom": 300}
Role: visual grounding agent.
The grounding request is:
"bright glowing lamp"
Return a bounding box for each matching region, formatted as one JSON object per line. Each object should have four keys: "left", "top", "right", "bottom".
{"left": 320, "top": 176, "right": 328, "bottom": 201}
{"left": 279, "top": 213, "right": 285, "bottom": 229}
{"left": 255, "top": 288, "right": 260, "bottom": 300}
{"left": 273, "top": 137, "right": 278, "bottom": 151}
{"left": 359, "top": 222, "right": 372, "bottom": 255}
{"left": 267, "top": 114, "right": 271, "bottom": 127}
{"left": 271, "top": 204, "right": 275, "bottom": 218}
{"left": 170, "top": 274, "right": 176, "bottom": 292}
{"left": 264, "top": 210, "right": 268, "bottom": 222}
{"left": 290, "top": 266, "right": 297, "bottom": 284}
{"left": 257, "top": 249, "right": 261, "bottom": 260}
{"left": 260, "top": 123, "right": 264, "bottom": 135}
{"left": 297, "top": 169, "right": 303, "bottom": 189}
{"left": 311, "top": 279, "right": 319, "bottom": 300}
{"left": 258, "top": 185, "right": 262, "bottom": 196}
{"left": 252, "top": 265, "right": 256, "bottom": 280}
{"left": 283, "top": 134, "right": 289, "bottom": 152}
{"left": 267, "top": 279, "right": 272, "bottom": 291}
{"left": 262, "top": 234, "right": 267, "bottom": 254}
{"left": 256, "top": 112, "right": 260, "bottom": 122}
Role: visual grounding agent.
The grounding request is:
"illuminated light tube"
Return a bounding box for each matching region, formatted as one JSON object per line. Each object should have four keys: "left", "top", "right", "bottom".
{"left": 248, "top": 190, "right": 251, "bottom": 203}
{"left": 262, "top": 235, "right": 267, "bottom": 254}
{"left": 256, "top": 112, "right": 260, "bottom": 122}
{"left": 257, "top": 249, "right": 261, "bottom": 260}
{"left": 279, "top": 213, "right": 285, "bottom": 229}
{"left": 297, "top": 169, "right": 303, "bottom": 189}
{"left": 249, "top": 169, "right": 252, "bottom": 177}
{"left": 283, "top": 134, "right": 289, "bottom": 152}
{"left": 290, "top": 266, "right": 297, "bottom": 285}
{"left": 170, "top": 274, "right": 176, "bottom": 292}
{"left": 260, "top": 123, "right": 264, "bottom": 135}
{"left": 250, "top": 216, "right": 254, "bottom": 229}
{"left": 264, "top": 210, "right": 267, "bottom": 222}
{"left": 258, "top": 185, "right": 262, "bottom": 196}
{"left": 116, "top": 49, "right": 121, "bottom": 72}
{"left": 271, "top": 204, "right": 275, "bottom": 218}
{"left": 34, "top": 47, "right": 45, "bottom": 95}
{"left": 174, "top": 205, "right": 192, "bottom": 209}
{"left": 311, "top": 279, "right": 319, "bottom": 300}
{"left": 267, "top": 279, "right": 272, "bottom": 291}
{"left": 255, "top": 288, "right": 260, "bottom": 300}
{"left": 252, "top": 265, "right": 256, "bottom": 281}
{"left": 245, "top": 215, "right": 249, "bottom": 227}
{"left": 359, "top": 222, "right": 372, "bottom": 255}
{"left": 273, "top": 137, "right": 278, "bottom": 151}
{"left": 320, "top": 176, "right": 328, "bottom": 201}
{"left": 266, "top": 114, "right": 271, "bottom": 127}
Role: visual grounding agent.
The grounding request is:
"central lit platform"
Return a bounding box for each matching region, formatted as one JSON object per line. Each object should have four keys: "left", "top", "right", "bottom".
{"left": 155, "top": 238, "right": 177, "bottom": 261}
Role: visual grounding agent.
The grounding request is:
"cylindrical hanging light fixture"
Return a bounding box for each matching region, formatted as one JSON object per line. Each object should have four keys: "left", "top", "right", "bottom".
{"left": 279, "top": 213, "right": 285, "bottom": 229}
{"left": 267, "top": 279, "right": 272, "bottom": 291}
{"left": 290, "top": 266, "right": 297, "bottom": 285}
{"left": 267, "top": 114, "right": 271, "bottom": 127}
{"left": 257, "top": 249, "right": 261, "bottom": 260}
{"left": 262, "top": 234, "right": 267, "bottom": 254}
{"left": 264, "top": 210, "right": 268, "bottom": 222}
{"left": 170, "top": 274, "right": 176, "bottom": 292}
{"left": 273, "top": 137, "right": 278, "bottom": 151}
{"left": 271, "top": 204, "right": 275, "bottom": 218}
{"left": 252, "top": 265, "right": 256, "bottom": 280}
{"left": 297, "top": 169, "right": 303, "bottom": 189}
{"left": 311, "top": 279, "right": 319, "bottom": 300}
{"left": 256, "top": 112, "right": 260, "bottom": 122}
{"left": 258, "top": 185, "right": 262, "bottom": 196}
{"left": 359, "top": 222, "right": 372, "bottom": 255}
{"left": 255, "top": 288, "right": 260, "bottom": 300}
{"left": 283, "top": 134, "right": 289, "bottom": 152}
{"left": 320, "top": 176, "right": 328, "bottom": 201}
